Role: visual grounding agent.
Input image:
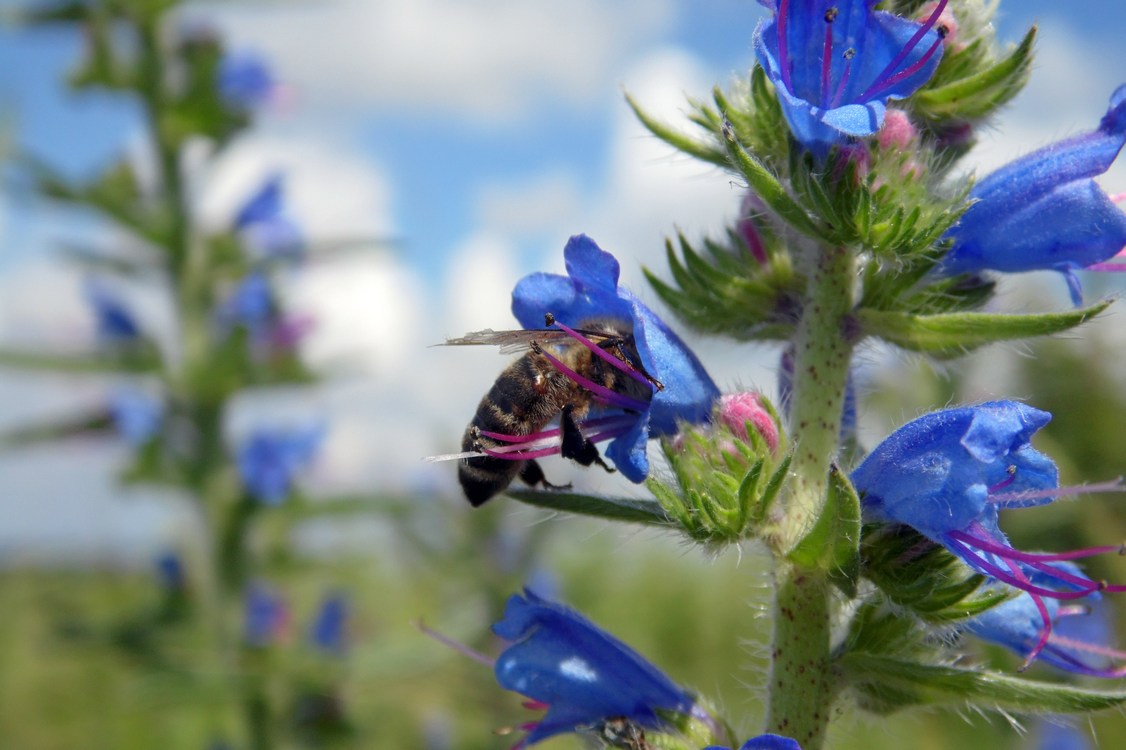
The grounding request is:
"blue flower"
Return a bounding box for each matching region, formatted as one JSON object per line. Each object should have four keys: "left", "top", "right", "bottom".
{"left": 967, "top": 588, "right": 1126, "bottom": 678}
{"left": 234, "top": 175, "right": 303, "bottom": 258}
{"left": 237, "top": 425, "right": 324, "bottom": 505}
{"left": 509, "top": 234, "right": 719, "bottom": 482}
{"left": 222, "top": 273, "right": 275, "bottom": 333}
{"left": 492, "top": 589, "right": 696, "bottom": 747}
{"left": 705, "top": 735, "right": 802, "bottom": 750}
{"left": 753, "top": 0, "right": 947, "bottom": 152}
{"left": 942, "top": 85, "right": 1126, "bottom": 304}
{"left": 109, "top": 386, "right": 163, "bottom": 444}
{"left": 155, "top": 552, "right": 185, "bottom": 592}
{"left": 309, "top": 592, "right": 349, "bottom": 655}
{"left": 217, "top": 51, "right": 275, "bottom": 109}
{"left": 852, "top": 401, "right": 1126, "bottom": 663}
{"left": 244, "top": 582, "right": 289, "bottom": 647}
{"left": 85, "top": 280, "right": 141, "bottom": 343}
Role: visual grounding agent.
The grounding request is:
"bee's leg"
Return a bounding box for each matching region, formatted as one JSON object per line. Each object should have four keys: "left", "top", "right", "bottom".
{"left": 560, "top": 404, "right": 615, "bottom": 473}
{"left": 519, "top": 459, "right": 571, "bottom": 491}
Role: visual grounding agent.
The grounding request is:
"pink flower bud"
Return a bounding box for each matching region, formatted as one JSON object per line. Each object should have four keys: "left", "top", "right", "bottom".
{"left": 718, "top": 392, "right": 779, "bottom": 454}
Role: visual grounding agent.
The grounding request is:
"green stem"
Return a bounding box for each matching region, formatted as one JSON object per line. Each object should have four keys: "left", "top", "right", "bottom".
{"left": 766, "top": 245, "right": 855, "bottom": 748}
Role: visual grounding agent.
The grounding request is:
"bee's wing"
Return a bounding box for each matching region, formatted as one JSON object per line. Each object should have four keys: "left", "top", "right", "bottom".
{"left": 440, "top": 328, "right": 614, "bottom": 355}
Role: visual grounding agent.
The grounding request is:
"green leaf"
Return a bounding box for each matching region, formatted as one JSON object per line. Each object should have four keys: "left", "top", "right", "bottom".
{"left": 504, "top": 489, "right": 671, "bottom": 525}
{"left": 787, "top": 465, "right": 860, "bottom": 594}
{"left": 722, "top": 130, "right": 822, "bottom": 239}
{"left": 915, "top": 27, "right": 1036, "bottom": 120}
{"left": 624, "top": 93, "right": 728, "bottom": 167}
{"left": 857, "top": 299, "right": 1112, "bottom": 357}
{"left": 842, "top": 652, "right": 1126, "bottom": 716}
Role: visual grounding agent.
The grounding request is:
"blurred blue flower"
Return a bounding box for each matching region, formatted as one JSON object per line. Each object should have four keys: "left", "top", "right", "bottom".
{"left": 155, "top": 552, "right": 185, "bottom": 591}
{"left": 85, "top": 280, "right": 141, "bottom": 343}
{"left": 1033, "top": 721, "right": 1093, "bottom": 750}
{"left": 244, "top": 582, "right": 289, "bottom": 647}
{"left": 217, "top": 51, "right": 275, "bottom": 109}
{"left": 705, "top": 735, "right": 802, "bottom": 750}
{"left": 968, "top": 587, "right": 1126, "bottom": 678}
{"left": 237, "top": 424, "right": 324, "bottom": 505}
{"left": 852, "top": 401, "right": 1126, "bottom": 664}
{"left": 508, "top": 234, "right": 719, "bottom": 482}
{"left": 753, "top": 0, "right": 946, "bottom": 152}
{"left": 234, "top": 175, "right": 303, "bottom": 258}
{"left": 491, "top": 589, "right": 696, "bottom": 747}
{"left": 942, "top": 85, "right": 1126, "bottom": 304}
{"left": 109, "top": 386, "right": 163, "bottom": 444}
{"left": 309, "top": 592, "right": 349, "bottom": 655}
{"left": 222, "top": 273, "right": 275, "bottom": 332}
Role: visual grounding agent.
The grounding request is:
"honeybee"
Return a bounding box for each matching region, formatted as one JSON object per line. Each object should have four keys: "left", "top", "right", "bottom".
{"left": 448, "top": 313, "right": 662, "bottom": 506}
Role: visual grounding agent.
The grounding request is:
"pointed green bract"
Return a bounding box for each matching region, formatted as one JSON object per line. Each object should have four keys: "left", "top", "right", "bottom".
{"left": 504, "top": 489, "right": 671, "bottom": 525}
{"left": 788, "top": 466, "right": 861, "bottom": 596}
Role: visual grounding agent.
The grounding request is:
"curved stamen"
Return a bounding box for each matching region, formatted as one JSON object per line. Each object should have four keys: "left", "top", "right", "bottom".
{"left": 945, "top": 537, "right": 1097, "bottom": 600}
{"left": 535, "top": 345, "right": 650, "bottom": 411}
{"left": 828, "top": 48, "right": 855, "bottom": 109}
{"left": 857, "top": 0, "right": 948, "bottom": 102}
{"left": 948, "top": 529, "right": 1124, "bottom": 565}
{"left": 416, "top": 620, "right": 496, "bottom": 667}
{"left": 820, "top": 7, "right": 838, "bottom": 109}
{"left": 1000, "top": 556, "right": 1052, "bottom": 668}
{"left": 862, "top": 34, "right": 945, "bottom": 102}
{"left": 549, "top": 318, "right": 657, "bottom": 390}
{"left": 987, "top": 465, "right": 1017, "bottom": 494}
{"left": 988, "top": 478, "right": 1125, "bottom": 505}
{"left": 478, "top": 415, "right": 634, "bottom": 444}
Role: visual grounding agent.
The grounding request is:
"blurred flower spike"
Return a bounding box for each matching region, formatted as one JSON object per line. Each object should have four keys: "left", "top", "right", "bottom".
{"left": 309, "top": 592, "right": 349, "bottom": 656}
{"left": 217, "top": 51, "right": 278, "bottom": 110}
{"left": 244, "top": 582, "right": 290, "bottom": 647}
{"left": 491, "top": 589, "right": 698, "bottom": 747}
{"left": 109, "top": 386, "right": 163, "bottom": 444}
{"left": 500, "top": 234, "right": 719, "bottom": 482}
{"left": 968, "top": 587, "right": 1126, "bottom": 678}
{"left": 852, "top": 400, "right": 1126, "bottom": 665}
{"left": 235, "top": 174, "right": 304, "bottom": 259}
{"left": 753, "top": 0, "right": 947, "bottom": 152}
{"left": 237, "top": 424, "right": 325, "bottom": 505}
{"left": 705, "top": 734, "right": 802, "bottom": 750}
{"left": 85, "top": 279, "right": 141, "bottom": 344}
{"left": 941, "top": 84, "right": 1126, "bottom": 304}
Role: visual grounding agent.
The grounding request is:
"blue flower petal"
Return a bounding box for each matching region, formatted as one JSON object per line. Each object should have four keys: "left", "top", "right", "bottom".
{"left": 492, "top": 590, "right": 694, "bottom": 745}
{"left": 753, "top": 0, "right": 944, "bottom": 152}
{"left": 943, "top": 85, "right": 1126, "bottom": 286}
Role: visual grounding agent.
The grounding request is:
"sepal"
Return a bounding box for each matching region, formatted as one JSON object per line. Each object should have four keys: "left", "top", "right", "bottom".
{"left": 645, "top": 232, "right": 802, "bottom": 342}
{"left": 915, "top": 27, "right": 1036, "bottom": 123}
{"left": 857, "top": 300, "right": 1112, "bottom": 358}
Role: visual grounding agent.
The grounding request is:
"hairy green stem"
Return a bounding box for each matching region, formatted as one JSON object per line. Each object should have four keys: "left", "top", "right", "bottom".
{"left": 766, "top": 245, "right": 855, "bottom": 748}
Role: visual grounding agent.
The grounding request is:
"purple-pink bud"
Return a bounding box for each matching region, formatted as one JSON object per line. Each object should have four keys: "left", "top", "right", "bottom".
{"left": 718, "top": 392, "right": 779, "bottom": 454}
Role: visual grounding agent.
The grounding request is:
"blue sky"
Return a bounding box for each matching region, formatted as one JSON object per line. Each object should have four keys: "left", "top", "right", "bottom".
{"left": 2, "top": 0, "right": 1126, "bottom": 559}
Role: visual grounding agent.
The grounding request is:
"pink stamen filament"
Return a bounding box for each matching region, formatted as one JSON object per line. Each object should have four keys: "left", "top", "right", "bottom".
{"left": 476, "top": 416, "right": 638, "bottom": 462}
{"left": 1000, "top": 556, "right": 1052, "bottom": 668}
{"left": 857, "top": 0, "right": 948, "bottom": 103}
{"left": 944, "top": 537, "right": 1099, "bottom": 600}
{"left": 988, "top": 478, "right": 1125, "bottom": 506}
{"left": 777, "top": 0, "right": 793, "bottom": 91}
{"left": 1046, "top": 633, "right": 1126, "bottom": 677}
{"left": 415, "top": 620, "right": 496, "bottom": 668}
{"left": 948, "top": 529, "right": 1124, "bottom": 565}
{"left": 820, "top": 10, "right": 836, "bottom": 109}
{"left": 828, "top": 49, "right": 854, "bottom": 109}
{"left": 536, "top": 347, "right": 650, "bottom": 412}
{"left": 550, "top": 319, "right": 656, "bottom": 390}
{"left": 987, "top": 467, "right": 1017, "bottom": 494}
{"left": 478, "top": 415, "right": 631, "bottom": 444}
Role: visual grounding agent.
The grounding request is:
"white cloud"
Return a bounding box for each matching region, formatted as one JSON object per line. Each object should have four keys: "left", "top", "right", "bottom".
{"left": 193, "top": 0, "right": 674, "bottom": 121}
{"left": 195, "top": 134, "right": 394, "bottom": 240}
